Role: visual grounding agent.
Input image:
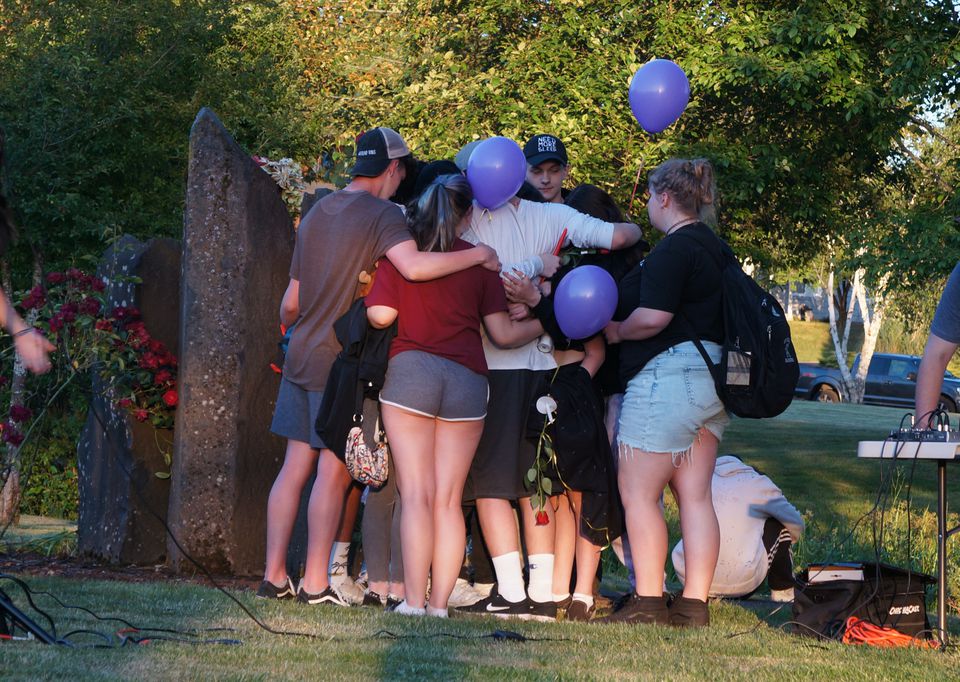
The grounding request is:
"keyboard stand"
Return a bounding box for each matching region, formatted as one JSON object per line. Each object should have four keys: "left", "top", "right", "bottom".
{"left": 858, "top": 440, "right": 960, "bottom": 647}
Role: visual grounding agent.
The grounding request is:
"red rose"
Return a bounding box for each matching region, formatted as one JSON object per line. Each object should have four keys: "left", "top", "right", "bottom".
{"left": 117, "top": 398, "right": 133, "bottom": 409}
{"left": 162, "top": 390, "right": 178, "bottom": 407}
{"left": 46, "top": 272, "right": 67, "bottom": 285}
{"left": 535, "top": 510, "right": 549, "bottom": 526}
{"left": 154, "top": 370, "right": 172, "bottom": 385}
{"left": 90, "top": 278, "right": 106, "bottom": 292}
{"left": 95, "top": 319, "right": 113, "bottom": 331}
{"left": 133, "top": 409, "right": 149, "bottom": 422}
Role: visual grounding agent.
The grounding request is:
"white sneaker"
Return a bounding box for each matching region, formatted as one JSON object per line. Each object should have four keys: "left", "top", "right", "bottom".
{"left": 770, "top": 587, "right": 795, "bottom": 603}
{"left": 329, "top": 575, "right": 366, "bottom": 605}
{"left": 448, "top": 578, "right": 484, "bottom": 608}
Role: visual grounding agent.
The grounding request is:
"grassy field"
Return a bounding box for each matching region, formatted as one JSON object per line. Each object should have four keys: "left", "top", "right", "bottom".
{"left": 2, "top": 400, "right": 960, "bottom": 680}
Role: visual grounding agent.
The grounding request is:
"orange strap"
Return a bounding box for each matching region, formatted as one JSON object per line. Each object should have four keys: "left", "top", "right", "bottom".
{"left": 841, "top": 616, "right": 939, "bottom": 649}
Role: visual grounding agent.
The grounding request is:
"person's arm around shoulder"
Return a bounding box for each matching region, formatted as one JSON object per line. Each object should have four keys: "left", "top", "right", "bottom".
{"left": 385, "top": 240, "right": 500, "bottom": 281}
{"left": 279, "top": 279, "right": 299, "bottom": 328}
{"left": 915, "top": 332, "right": 958, "bottom": 426}
{"left": 610, "top": 222, "right": 643, "bottom": 250}
{"left": 483, "top": 311, "right": 544, "bottom": 349}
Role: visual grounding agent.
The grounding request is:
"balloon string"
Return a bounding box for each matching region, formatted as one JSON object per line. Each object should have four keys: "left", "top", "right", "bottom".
{"left": 627, "top": 157, "right": 645, "bottom": 219}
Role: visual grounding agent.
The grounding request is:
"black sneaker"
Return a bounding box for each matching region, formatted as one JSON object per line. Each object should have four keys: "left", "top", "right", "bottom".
{"left": 668, "top": 596, "right": 709, "bottom": 628}
{"left": 528, "top": 599, "right": 558, "bottom": 622}
{"left": 362, "top": 590, "right": 385, "bottom": 607}
{"left": 255, "top": 577, "right": 296, "bottom": 600}
{"left": 457, "top": 588, "right": 530, "bottom": 619}
{"left": 296, "top": 586, "right": 350, "bottom": 607}
{"left": 565, "top": 599, "right": 594, "bottom": 622}
{"left": 598, "top": 593, "right": 669, "bottom": 625}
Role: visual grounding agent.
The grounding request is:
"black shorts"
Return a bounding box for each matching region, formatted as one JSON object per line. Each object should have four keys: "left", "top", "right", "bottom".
{"left": 464, "top": 368, "right": 551, "bottom": 501}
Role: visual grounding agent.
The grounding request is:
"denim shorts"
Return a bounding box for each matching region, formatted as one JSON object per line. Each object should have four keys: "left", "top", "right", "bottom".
{"left": 380, "top": 350, "right": 489, "bottom": 421}
{"left": 270, "top": 376, "right": 326, "bottom": 449}
{"left": 617, "top": 341, "right": 729, "bottom": 456}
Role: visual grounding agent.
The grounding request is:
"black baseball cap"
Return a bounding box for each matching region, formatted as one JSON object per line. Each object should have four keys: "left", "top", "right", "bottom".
{"left": 524, "top": 134, "right": 568, "bottom": 167}
{"left": 350, "top": 127, "right": 413, "bottom": 177}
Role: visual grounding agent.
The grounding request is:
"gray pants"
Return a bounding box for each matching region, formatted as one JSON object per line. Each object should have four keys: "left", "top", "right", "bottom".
{"left": 362, "top": 453, "right": 403, "bottom": 586}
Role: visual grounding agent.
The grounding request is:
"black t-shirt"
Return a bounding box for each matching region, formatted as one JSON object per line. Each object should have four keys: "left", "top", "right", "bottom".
{"left": 618, "top": 222, "right": 726, "bottom": 382}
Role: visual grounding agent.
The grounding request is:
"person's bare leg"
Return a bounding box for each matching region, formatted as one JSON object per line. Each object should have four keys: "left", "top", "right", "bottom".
{"left": 337, "top": 484, "right": 362, "bottom": 542}
{"left": 618, "top": 447, "right": 675, "bottom": 597}
{"left": 264, "top": 440, "right": 317, "bottom": 585}
{"left": 300, "top": 449, "right": 353, "bottom": 594}
{"left": 568, "top": 491, "right": 602, "bottom": 598}
{"left": 428, "top": 418, "right": 483, "bottom": 610}
{"left": 476, "top": 498, "right": 524, "bottom": 556}
{"left": 551, "top": 493, "right": 576, "bottom": 599}
{"left": 381, "top": 403, "right": 437, "bottom": 609}
{"left": 669, "top": 429, "right": 719, "bottom": 601}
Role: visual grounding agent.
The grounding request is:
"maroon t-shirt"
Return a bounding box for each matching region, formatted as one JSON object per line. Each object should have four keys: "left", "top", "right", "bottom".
{"left": 365, "top": 239, "right": 508, "bottom": 376}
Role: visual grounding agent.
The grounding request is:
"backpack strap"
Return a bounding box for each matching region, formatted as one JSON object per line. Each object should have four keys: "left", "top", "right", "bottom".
{"left": 670, "top": 228, "right": 726, "bottom": 379}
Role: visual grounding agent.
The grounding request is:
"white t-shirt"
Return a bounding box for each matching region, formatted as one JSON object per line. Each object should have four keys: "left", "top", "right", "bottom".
{"left": 671, "top": 456, "right": 805, "bottom": 597}
{"left": 461, "top": 199, "right": 615, "bottom": 371}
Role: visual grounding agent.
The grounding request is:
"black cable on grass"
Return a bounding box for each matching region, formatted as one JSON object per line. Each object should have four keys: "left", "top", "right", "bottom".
{"left": 1, "top": 573, "right": 236, "bottom": 637}
{"left": 369, "top": 628, "right": 571, "bottom": 643}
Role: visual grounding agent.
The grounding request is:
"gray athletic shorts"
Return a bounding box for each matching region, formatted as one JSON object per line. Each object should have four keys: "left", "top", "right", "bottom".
{"left": 270, "top": 376, "right": 327, "bottom": 449}
{"left": 379, "top": 350, "right": 489, "bottom": 421}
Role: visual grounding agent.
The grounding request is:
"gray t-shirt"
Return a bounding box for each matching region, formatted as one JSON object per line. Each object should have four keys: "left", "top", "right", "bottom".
{"left": 931, "top": 262, "right": 960, "bottom": 344}
{"left": 284, "top": 190, "right": 411, "bottom": 390}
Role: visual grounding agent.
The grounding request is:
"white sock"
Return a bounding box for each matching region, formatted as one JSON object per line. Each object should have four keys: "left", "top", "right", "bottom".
{"left": 552, "top": 592, "right": 571, "bottom": 603}
{"left": 572, "top": 592, "right": 594, "bottom": 608}
{"left": 426, "top": 605, "right": 448, "bottom": 618}
{"left": 527, "top": 553, "right": 554, "bottom": 603}
{"left": 491, "top": 552, "right": 526, "bottom": 603}
{"left": 328, "top": 541, "right": 350, "bottom": 579}
{"left": 393, "top": 600, "right": 425, "bottom": 616}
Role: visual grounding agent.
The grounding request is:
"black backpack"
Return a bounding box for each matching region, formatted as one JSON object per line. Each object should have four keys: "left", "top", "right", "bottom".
{"left": 677, "top": 230, "right": 799, "bottom": 419}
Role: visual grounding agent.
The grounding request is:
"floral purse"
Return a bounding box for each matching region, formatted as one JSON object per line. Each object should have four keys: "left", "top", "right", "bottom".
{"left": 344, "top": 413, "right": 389, "bottom": 488}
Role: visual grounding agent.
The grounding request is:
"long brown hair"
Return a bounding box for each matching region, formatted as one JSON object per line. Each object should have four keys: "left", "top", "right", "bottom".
{"left": 648, "top": 158, "right": 717, "bottom": 226}
{"left": 406, "top": 174, "right": 473, "bottom": 253}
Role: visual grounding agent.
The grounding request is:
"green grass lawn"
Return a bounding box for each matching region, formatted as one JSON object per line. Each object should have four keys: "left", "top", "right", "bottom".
{"left": 3, "top": 401, "right": 960, "bottom": 680}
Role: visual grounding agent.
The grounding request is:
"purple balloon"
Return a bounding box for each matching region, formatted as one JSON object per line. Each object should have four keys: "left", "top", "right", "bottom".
{"left": 554, "top": 265, "right": 618, "bottom": 340}
{"left": 628, "top": 59, "right": 690, "bottom": 134}
{"left": 466, "top": 136, "right": 527, "bottom": 209}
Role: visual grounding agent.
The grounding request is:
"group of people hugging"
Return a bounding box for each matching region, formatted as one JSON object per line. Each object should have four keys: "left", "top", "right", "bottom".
{"left": 258, "top": 127, "right": 802, "bottom": 628}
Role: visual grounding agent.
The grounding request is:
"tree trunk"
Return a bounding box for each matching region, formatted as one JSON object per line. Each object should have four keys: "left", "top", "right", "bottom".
{"left": 0, "top": 248, "right": 42, "bottom": 526}
{"left": 852, "top": 269, "right": 887, "bottom": 404}
{"left": 0, "top": 468, "right": 19, "bottom": 527}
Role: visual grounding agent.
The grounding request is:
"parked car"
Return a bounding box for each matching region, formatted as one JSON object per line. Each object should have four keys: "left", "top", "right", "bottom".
{"left": 795, "top": 352, "right": 960, "bottom": 412}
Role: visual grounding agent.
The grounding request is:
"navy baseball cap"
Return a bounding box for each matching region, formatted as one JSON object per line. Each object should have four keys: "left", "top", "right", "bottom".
{"left": 524, "top": 134, "right": 568, "bottom": 167}
{"left": 350, "top": 127, "right": 412, "bottom": 177}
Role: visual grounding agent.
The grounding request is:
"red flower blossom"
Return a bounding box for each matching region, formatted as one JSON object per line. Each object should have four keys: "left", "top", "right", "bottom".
{"left": 20, "top": 286, "right": 46, "bottom": 311}
{"left": 66, "top": 267, "right": 83, "bottom": 281}
{"left": 78, "top": 297, "right": 101, "bottom": 316}
{"left": 133, "top": 409, "right": 149, "bottom": 422}
{"left": 139, "top": 353, "right": 160, "bottom": 370}
{"left": 3, "top": 427, "right": 24, "bottom": 446}
{"left": 46, "top": 272, "right": 67, "bottom": 285}
{"left": 117, "top": 398, "right": 133, "bottom": 409}
{"left": 154, "top": 370, "right": 172, "bottom": 385}
{"left": 58, "top": 302, "right": 78, "bottom": 323}
{"left": 535, "top": 510, "right": 549, "bottom": 526}
{"left": 90, "top": 278, "right": 106, "bottom": 292}
{"left": 162, "top": 390, "right": 178, "bottom": 407}
{"left": 9, "top": 405, "right": 33, "bottom": 423}
{"left": 95, "top": 318, "right": 113, "bottom": 331}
